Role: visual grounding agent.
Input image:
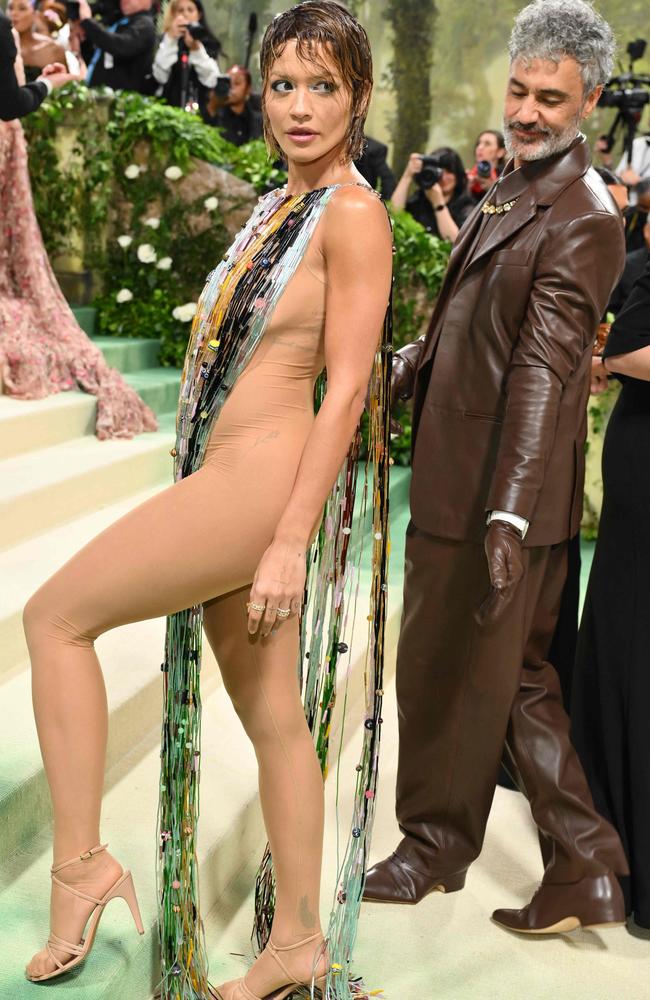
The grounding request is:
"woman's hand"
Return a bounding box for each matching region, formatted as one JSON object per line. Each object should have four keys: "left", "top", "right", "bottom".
{"left": 169, "top": 14, "right": 186, "bottom": 39}
{"left": 590, "top": 355, "right": 610, "bottom": 394}
{"left": 402, "top": 153, "right": 424, "bottom": 182}
{"left": 181, "top": 27, "right": 200, "bottom": 50}
{"left": 425, "top": 181, "right": 446, "bottom": 207}
{"left": 247, "top": 537, "right": 306, "bottom": 637}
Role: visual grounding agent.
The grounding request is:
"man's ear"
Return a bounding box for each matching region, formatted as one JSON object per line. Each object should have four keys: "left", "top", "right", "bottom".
{"left": 582, "top": 84, "right": 603, "bottom": 119}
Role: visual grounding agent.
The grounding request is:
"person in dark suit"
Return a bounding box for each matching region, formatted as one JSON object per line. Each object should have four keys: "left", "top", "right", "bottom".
{"left": 203, "top": 64, "right": 263, "bottom": 144}
{"left": 363, "top": 0, "right": 629, "bottom": 933}
{"left": 572, "top": 256, "right": 650, "bottom": 930}
{"left": 0, "top": 8, "right": 73, "bottom": 120}
{"left": 354, "top": 135, "right": 396, "bottom": 199}
{"left": 609, "top": 224, "right": 650, "bottom": 314}
{"left": 75, "top": 0, "right": 155, "bottom": 93}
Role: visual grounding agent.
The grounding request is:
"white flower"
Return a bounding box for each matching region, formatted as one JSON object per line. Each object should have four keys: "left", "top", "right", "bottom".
{"left": 137, "top": 243, "right": 157, "bottom": 264}
{"left": 116, "top": 288, "right": 133, "bottom": 303}
{"left": 172, "top": 302, "right": 197, "bottom": 322}
{"left": 164, "top": 165, "right": 183, "bottom": 181}
{"left": 204, "top": 196, "right": 219, "bottom": 212}
{"left": 124, "top": 164, "right": 141, "bottom": 179}
{"left": 144, "top": 217, "right": 160, "bottom": 229}
{"left": 157, "top": 256, "right": 173, "bottom": 271}
{"left": 117, "top": 235, "right": 133, "bottom": 249}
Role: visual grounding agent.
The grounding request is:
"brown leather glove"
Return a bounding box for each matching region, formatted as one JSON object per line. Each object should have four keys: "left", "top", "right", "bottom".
{"left": 390, "top": 337, "right": 425, "bottom": 434}
{"left": 475, "top": 520, "right": 525, "bottom": 627}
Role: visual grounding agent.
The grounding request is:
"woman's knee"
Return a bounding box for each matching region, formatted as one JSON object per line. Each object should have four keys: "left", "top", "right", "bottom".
{"left": 23, "top": 584, "right": 96, "bottom": 652}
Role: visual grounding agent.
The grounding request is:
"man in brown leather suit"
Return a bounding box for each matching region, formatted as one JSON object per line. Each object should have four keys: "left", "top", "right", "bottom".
{"left": 364, "top": 0, "right": 630, "bottom": 932}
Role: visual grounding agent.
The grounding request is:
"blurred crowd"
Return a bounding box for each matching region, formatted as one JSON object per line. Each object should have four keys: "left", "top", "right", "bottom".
{"left": 5, "top": 0, "right": 264, "bottom": 144}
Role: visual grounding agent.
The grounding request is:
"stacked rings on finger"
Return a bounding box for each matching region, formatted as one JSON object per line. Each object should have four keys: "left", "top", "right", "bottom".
{"left": 247, "top": 602, "right": 266, "bottom": 613}
{"left": 276, "top": 608, "right": 291, "bottom": 619}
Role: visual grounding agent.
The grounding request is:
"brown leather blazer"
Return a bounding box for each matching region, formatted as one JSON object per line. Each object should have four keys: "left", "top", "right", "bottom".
{"left": 409, "top": 137, "right": 625, "bottom": 547}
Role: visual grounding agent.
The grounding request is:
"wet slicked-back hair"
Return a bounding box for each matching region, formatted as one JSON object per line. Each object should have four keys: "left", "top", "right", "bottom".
{"left": 259, "top": 0, "right": 373, "bottom": 161}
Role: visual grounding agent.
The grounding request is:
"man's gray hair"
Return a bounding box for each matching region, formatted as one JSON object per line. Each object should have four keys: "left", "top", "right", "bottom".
{"left": 509, "top": 0, "right": 616, "bottom": 95}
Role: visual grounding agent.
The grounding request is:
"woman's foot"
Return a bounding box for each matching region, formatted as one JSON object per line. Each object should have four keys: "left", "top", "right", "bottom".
{"left": 218, "top": 932, "right": 328, "bottom": 999}
{"left": 25, "top": 847, "right": 123, "bottom": 980}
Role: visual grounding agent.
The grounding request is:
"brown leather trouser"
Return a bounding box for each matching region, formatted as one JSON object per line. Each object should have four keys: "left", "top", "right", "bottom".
{"left": 395, "top": 523, "right": 628, "bottom": 883}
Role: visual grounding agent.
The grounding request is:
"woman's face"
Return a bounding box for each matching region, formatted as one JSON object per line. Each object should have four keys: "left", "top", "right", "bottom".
{"left": 176, "top": 0, "right": 199, "bottom": 24}
{"left": 8, "top": 0, "right": 35, "bottom": 33}
{"left": 440, "top": 168, "right": 456, "bottom": 197}
{"left": 475, "top": 132, "right": 502, "bottom": 165}
{"left": 264, "top": 39, "right": 354, "bottom": 165}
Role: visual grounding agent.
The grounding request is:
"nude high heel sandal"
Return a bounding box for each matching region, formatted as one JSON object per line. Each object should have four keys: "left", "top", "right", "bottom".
{"left": 214, "top": 931, "right": 328, "bottom": 1000}
{"left": 26, "top": 843, "right": 145, "bottom": 983}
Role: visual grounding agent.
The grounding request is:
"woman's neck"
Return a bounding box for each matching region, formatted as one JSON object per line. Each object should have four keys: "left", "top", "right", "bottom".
{"left": 284, "top": 151, "right": 361, "bottom": 197}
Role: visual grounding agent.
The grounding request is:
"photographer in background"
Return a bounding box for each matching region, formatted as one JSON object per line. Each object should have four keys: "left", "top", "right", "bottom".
{"left": 204, "top": 64, "right": 262, "bottom": 144}
{"left": 354, "top": 135, "right": 396, "bottom": 199}
{"left": 467, "top": 128, "right": 506, "bottom": 202}
{"left": 626, "top": 178, "right": 650, "bottom": 252}
{"left": 390, "top": 146, "right": 473, "bottom": 242}
{"left": 152, "top": 0, "right": 220, "bottom": 115}
{"left": 616, "top": 129, "right": 650, "bottom": 204}
{"left": 74, "top": 0, "right": 155, "bottom": 93}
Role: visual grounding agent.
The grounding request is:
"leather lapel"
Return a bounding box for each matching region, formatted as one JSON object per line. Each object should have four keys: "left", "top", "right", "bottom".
{"left": 420, "top": 201, "right": 486, "bottom": 349}
{"left": 440, "top": 198, "right": 486, "bottom": 289}
{"left": 461, "top": 186, "right": 538, "bottom": 274}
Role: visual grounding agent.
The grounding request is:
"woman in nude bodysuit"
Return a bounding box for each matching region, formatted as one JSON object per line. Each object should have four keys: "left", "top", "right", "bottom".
{"left": 23, "top": 2, "right": 392, "bottom": 998}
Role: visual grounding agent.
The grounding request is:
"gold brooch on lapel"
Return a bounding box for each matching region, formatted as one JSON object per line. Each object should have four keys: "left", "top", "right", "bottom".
{"left": 481, "top": 197, "right": 520, "bottom": 215}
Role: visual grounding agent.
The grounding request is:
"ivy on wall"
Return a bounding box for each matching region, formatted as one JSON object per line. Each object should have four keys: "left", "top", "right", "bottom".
{"left": 23, "top": 83, "right": 284, "bottom": 366}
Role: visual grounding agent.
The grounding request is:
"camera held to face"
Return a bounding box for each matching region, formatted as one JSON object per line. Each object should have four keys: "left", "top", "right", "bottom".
{"left": 414, "top": 155, "right": 444, "bottom": 190}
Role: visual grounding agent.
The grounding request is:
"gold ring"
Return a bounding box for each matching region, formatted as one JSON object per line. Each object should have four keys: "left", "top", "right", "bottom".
{"left": 276, "top": 608, "right": 291, "bottom": 619}
{"left": 247, "top": 602, "right": 266, "bottom": 613}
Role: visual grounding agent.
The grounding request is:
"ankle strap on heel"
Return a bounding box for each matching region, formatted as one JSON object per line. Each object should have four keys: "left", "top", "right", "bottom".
{"left": 51, "top": 843, "right": 108, "bottom": 875}
{"left": 267, "top": 931, "right": 324, "bottom": 954}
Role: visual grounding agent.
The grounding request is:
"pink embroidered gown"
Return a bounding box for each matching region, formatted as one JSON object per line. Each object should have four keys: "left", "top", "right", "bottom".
{"left": 0, "top": 119, "right": 157, "bottom": 439}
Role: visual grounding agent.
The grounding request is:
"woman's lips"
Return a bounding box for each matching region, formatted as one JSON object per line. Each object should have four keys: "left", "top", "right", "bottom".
{"left": 286, "top": 131, "right": 318, "bottom": 145}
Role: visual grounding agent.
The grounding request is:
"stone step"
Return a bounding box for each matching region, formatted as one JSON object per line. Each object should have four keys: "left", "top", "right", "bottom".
{"left": 0, "top": 429, "right": 174, "bottom": 553}
{"left": 0, "top": 393, "right": 97, "bottom": 461}
{"left": 72, "top": 306, "right": 97, "bottom": 337}
{"left": 91, "top": 337, "right": 164, "bottom": 374}
{"left": 124, "top": 368, "right": 182, "bottom": 417}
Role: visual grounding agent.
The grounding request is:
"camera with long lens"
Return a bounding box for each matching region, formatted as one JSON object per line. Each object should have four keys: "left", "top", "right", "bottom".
{"left": 476, "top": 159, "right": 492, "bottom": 178}
{"left": 414, "top": 155, "right": 444, "bottom": 190}
{"left": 598, "top": 39, "right": 650, "bottom": 162}
{"left": 180, "top": 21, "right": 209, "bottom": 44}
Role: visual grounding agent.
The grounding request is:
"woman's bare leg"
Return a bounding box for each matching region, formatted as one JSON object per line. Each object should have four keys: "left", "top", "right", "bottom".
{"left": 204, "top": 588, "right": 327, "bottom": 993}
{"left": 23, "top": 465, "right": 278, "bottom": 979}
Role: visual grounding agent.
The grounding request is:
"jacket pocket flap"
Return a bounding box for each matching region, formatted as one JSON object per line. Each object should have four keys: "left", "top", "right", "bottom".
{"left": 493, "top": 248, "right": 531, "bottom": 266}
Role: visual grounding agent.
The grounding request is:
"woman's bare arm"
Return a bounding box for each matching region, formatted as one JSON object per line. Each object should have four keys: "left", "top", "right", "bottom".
{"left": 247, "top": 187, "right": 393, "bottom": 635}
{"left": 603, "top": 344, "right": 650, "bottom": 381}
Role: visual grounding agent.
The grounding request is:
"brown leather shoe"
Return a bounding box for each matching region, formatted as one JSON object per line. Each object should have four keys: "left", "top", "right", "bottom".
{"left": 492, "top": 872, "right": 626, "bottom": 934}
{"left": 362, "top": 852, "right": 466, "bottom": 904}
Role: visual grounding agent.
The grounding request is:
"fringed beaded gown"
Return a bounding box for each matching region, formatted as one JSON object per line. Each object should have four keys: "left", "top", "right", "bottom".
{"left": 24, "top": 182, "right": 391, "bottom": 999}
{"left": 0, "top": 119, "right": 157, "bottom": 439}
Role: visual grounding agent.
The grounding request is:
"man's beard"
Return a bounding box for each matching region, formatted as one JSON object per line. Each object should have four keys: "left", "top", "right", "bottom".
{"left": 503, "top": 109, "right": 582, "bottom": 162}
